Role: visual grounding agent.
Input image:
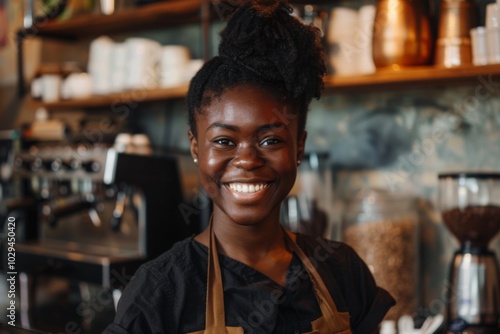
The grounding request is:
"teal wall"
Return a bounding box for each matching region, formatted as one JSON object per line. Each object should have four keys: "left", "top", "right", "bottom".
{"left": 307, "top": 83, "right": 500, "bottom": 317}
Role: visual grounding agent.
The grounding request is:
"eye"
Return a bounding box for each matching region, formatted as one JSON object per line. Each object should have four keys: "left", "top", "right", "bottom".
{"left": 213, "top": 138, "right": 235, "bottom": 146}
{"left": 260, "top": 138, "right": 282, "bottom": 146}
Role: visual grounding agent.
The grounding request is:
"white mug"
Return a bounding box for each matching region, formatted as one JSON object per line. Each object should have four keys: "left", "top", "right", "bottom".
{"left": 41, "top": 74, "right": 61, "bottom": 103}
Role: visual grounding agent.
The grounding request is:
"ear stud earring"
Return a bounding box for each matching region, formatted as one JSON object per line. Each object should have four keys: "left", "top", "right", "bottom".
{"left": 194, "top": 158, "right": 198, "bottom": 165}
{"left": 297, "top": 160, "right": 301, "bottom": 166}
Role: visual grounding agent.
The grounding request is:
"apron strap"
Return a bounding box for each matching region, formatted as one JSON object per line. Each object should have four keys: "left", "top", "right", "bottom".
{"left": 283, "top": 230, "right": 341, "bottom": 331}
{"left": 204, "top": 217, "right": 344, "bottom": 333}
{"left": 205, "top": 218, "right": 226, "bottom": 332}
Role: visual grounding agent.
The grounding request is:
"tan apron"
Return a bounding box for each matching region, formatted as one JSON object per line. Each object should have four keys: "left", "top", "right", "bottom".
{"left": 189, "top": 222, "right": 352, "bottom": 334}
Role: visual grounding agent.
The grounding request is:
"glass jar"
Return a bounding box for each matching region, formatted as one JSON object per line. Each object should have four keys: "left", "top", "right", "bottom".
{"left": 281, "top": 153, "right": 333, "bottom": 238}
{"left": 342, "top": 188, "right": 420, "bottom": 321}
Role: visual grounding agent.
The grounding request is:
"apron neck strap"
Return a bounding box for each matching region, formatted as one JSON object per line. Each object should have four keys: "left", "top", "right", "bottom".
{"left": 206, "top": 217, "right": 226, "bottom": 332}
{"left": 204, "top": 217, "right": 342, "bottom": 333}
{"left": 282, "top": 229, "right": 341, "bottom": 326}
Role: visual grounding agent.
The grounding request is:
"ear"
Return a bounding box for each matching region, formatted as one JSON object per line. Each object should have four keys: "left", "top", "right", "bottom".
{"left": 297, "top": 130, "right": 307, "bottom": 164}
{"left": 188, "top": 130, "right": 198, "bottom": 162}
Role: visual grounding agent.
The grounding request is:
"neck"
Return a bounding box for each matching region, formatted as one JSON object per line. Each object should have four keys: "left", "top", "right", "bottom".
{"left": 208, "top": 209, "right": 289, "bottom": 263}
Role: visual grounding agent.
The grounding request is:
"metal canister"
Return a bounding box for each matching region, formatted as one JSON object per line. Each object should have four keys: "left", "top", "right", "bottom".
{"left": 372, "top": 0, "right": 433, "bottom": 67}
{"left": 434, "top": 0, "right": 476, "bottom": 67}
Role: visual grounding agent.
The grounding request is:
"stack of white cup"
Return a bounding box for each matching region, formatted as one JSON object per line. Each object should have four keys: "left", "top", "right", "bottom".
{"left": 470, "top": 1, "right": 500, "bottom": 66}
{"left": 357, "top": 5, "right": 376, "bottom": 74}
{"left": 327, "top": 7, "right": 359, "bottom": 76}
{"left": 110, "top": 43, "right": 128, "bottom": 93}
{"left": 486, "top": 1, "right": 500, "bottom": 64}
{"left": 124, "top": 37, "right": 162, "bottom": 90}
{"left": 327, "top": 6, "right": 377, "bottom": 76}
{"left": 88, "top": 36, "right": 200, "bottom": 93}
{"left": 159, "top": 47, "right": 205, "bottom": 87}
{"left": 159, "top": 46, "right": 191, "bottom": 88}
{"left": 470, "top": 27, "right": 488, "bottom": 66}
{"left": 88, "top": 36, "right": 115, "bottom": 95}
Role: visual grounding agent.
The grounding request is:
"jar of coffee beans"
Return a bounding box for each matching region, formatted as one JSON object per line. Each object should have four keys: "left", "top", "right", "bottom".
{"left": 342, "top": 188, "right": 420, "bottom": 322}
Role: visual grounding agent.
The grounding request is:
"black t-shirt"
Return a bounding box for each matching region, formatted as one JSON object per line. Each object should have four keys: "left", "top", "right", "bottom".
{"left": 104, "top": 234, "right": 395, "bottom": 334}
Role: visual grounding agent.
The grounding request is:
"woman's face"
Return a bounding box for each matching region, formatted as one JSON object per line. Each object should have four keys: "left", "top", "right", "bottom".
{"left": 189, "top": 85, "right": 306, "bottom": 226}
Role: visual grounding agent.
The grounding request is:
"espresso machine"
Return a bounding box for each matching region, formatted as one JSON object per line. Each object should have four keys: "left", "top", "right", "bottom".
{"left": 0, "top": 130, "right": 38, "bottom": 273}
{"left": 11, "top": 141, "right": 190, "bottom": 332}
{"left": 438, "top": 172, "right": 500, "bottom": 334}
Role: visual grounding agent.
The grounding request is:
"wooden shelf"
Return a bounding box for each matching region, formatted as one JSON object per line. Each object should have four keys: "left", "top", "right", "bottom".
{"left": 27, "top": 65, "right": 500, "bottom": 110}
{"left": 28, "top": 84, "right": 189, "bottom": 110}
{"left": 26, "top": 0, "right": 334, "bottom": 39}
{"left": 27, "top": 0, "right": 208, "bottom": 39}
{"left": 325, "top": 64, "right": 500, "bottom": 92}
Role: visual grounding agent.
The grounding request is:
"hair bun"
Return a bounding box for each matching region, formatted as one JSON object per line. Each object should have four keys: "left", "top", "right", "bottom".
{"left": 218, "top": 0, "right": 325, "bottom": 100}
{"left": 187, "top": 0, "right": 327, "bottom": 136}
{"left": 248, "top": 0, "right": 292, "bottom": 18}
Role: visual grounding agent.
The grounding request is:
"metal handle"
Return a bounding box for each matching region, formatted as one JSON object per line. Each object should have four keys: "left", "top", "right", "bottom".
{"left": 111, "top": 188, "right": 127, "bottom": 231}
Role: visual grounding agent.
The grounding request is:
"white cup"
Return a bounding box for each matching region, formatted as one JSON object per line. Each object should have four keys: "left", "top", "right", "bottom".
{"left": 159, "top": 45, "right": 191, "bottom": 87}
{"left": 110, "top": 43, "right": 128, "bottom": 92}
{"left": 160, "top": 45, "right": 190, "bottom": 67}
{"left": 41, "top": 74, "right": 61, "bottom": 102}
{"left": 160, "top": 68, "right": 186, "bottom": 88}
{"left": 31, "top": 77, "right": 43, "bottom": 99}
{"left": 328, "top": 38, "right": 360, "bottom": 76}
{"left": 88, "top": 36, "right": 115, "bottom": 95}
{"left": 183, "top": 59, "right": 204, "bottom": 82}
{"left": 327, "top": 7, "right": 360, "bottom": 76}
{"left": 357, "top": 5, "right": 376, "bottom": 74}
{"left": 486, "top": 27, "right": 500, "bottom": 64}
{"left": 327, "top": 7, "right": 358, "bottom": 43}
{"left": 486, "top": 3, "right": 500, "bottom": 29}
{"left": 470, "top": 27, "right": 489, "bottom": 66}
{"left": 100, "top": 0, "right": 115, "bottom": 15}
{"left": 125, "top": 38, "right": 161, "bottom": 90}
{"left": 61, "top": 73, "right": 93, "bottom": 100}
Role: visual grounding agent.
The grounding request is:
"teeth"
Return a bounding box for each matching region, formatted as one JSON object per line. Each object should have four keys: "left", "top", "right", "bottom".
{"left": 228, "top": 183, "right": 267, "bottom": 193}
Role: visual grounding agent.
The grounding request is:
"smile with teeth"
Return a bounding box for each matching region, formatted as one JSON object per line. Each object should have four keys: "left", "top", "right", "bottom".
{"left": 228, "top": 182, "right": 269, "bottom": 193}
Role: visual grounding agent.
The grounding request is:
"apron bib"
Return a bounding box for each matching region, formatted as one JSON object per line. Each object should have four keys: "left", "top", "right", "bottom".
{"left": 188, "top": 222, "right": 352, "bottom": 334}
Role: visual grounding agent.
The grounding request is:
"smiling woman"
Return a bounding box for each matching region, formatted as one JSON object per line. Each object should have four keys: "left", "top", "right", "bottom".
{"left": 104, "top": 1, "right": 395, "bottom": 334}
{"left": 190, "top": 86, "right": 302, "bottom": 229}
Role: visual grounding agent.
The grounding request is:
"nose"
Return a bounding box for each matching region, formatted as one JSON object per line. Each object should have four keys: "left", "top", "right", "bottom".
{"left": 231, "top": 144, "right": 264, "bottom": 170}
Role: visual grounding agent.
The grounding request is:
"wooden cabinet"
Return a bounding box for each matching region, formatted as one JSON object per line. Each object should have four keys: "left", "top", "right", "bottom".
{"left": 19, "top": 0, "right": 500, "bottom": 109}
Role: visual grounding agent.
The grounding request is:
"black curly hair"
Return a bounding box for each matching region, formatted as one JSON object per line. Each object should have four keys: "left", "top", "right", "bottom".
{"left": 187, "top": 0, "right": 327, "bottom": 137}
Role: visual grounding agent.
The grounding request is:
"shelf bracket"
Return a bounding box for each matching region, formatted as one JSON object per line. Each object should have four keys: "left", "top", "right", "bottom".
{"left": 16, "top": 30, "right": 27, "bottom": 97}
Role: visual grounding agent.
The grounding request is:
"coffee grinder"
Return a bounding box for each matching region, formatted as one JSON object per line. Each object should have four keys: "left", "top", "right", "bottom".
{"left": 438, "top": 173, "right": 500, "bottom": 334}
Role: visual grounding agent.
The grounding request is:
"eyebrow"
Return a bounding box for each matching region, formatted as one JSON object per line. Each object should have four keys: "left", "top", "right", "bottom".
{"left": 207, "top": 122, "right": 286, "bottom": 132}
{"left": 207, "top": 122, "right": 239, "bottom": 132}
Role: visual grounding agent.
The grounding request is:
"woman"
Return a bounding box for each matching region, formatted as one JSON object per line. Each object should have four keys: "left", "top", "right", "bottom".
{"left": 104, "top": 1, "right": 395, "bottom": 333}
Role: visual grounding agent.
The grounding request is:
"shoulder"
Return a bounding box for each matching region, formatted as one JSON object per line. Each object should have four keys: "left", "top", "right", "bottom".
{"left": 141, "top": 237, "right": 200, "bottom": 280}
{"left": 111, "top": 237, "right": 205, "bottom": 333}
{"left": 118, "top": 236, "right": 200, "bottom": 302}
